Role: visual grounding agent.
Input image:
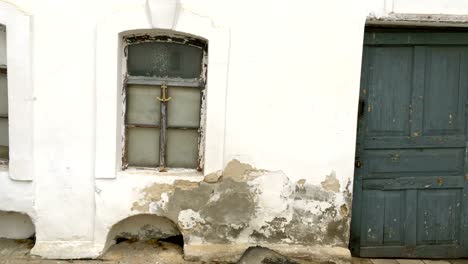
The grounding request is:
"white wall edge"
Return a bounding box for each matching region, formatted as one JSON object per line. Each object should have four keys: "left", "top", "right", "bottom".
{"left": 0, "top": 1, "right": 33, "bottom": 181}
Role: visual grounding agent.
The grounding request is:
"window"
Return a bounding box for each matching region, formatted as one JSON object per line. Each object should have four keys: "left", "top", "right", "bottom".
{"left": 122, "top": 35, "right": 207, "bottom": 172}
{"left": 0, "top": 24, "right": 8, "bottom": 165}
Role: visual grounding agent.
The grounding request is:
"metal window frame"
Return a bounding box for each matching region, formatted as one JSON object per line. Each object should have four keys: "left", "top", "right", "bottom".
{"left": 121, "top": 33, "right": 208, "bottom": 172}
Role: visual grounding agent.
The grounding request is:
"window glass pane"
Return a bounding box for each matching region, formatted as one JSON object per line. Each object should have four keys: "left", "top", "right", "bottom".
{"left": 166, "top": 129, "right": 198, "bottom": 168}
{"left": 0, "top": 73, "right": 7, "bottom": 116}
{"left": 126, "top": 84, "right": 160, "bottom": 125}
{"left": 127, "top": 127, "right": 160, "bottom": 167}
{"left": 0, "top": 145, "right": 7, "bottom": 160}
{"left": 0, "top": 118, "right": 8, "bottom": 148}
{"left": 127, "top": 42, "right": 203, "bottom": 78}
{"left": 0, "top": 26, "right": 6, "bottom": 66}
{"left": 167, "top": 87, "right": 201, "bottom": 127}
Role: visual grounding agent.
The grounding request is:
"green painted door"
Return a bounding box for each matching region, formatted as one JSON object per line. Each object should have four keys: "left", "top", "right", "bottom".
{"left": 350, "top": 30, "right": 468, "bottom": 258}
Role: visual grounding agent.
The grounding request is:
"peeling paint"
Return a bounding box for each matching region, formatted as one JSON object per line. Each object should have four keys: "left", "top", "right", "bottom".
{"left": 129, "top": 160, "right": 350, "bottom": 247}
{"left": 178, "top": 209, "right": 205, "bottom": 229}
{"left": 203, "top": 170, "right": 222, "bottom": 183}
{"left": 321, "top": 171, "right": 340, "bottom": 193}
{"left": 223, "top": 159, "right": 254, "bottom": 182}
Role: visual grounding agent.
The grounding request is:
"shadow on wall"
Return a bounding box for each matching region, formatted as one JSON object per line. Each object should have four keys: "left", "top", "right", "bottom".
{"left": 0, "top": 211, "right": 35, "bottom": 239}
{"left": 103, "top": 214, "right": 184, "bottom": 255}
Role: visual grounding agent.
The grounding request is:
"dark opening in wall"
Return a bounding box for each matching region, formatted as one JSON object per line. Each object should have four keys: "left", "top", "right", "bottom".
{"left": 104, "top": 214, "right": 184, "bottom": 255}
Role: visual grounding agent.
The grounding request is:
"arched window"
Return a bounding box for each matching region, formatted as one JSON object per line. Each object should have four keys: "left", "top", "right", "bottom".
{"left": 122, "top": 34, "right": 207, "bottom": 171}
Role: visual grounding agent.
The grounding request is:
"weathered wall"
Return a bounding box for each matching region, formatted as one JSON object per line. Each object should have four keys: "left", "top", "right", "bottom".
{"left": 94, "top": 159, "right": 353, "bottom": 262}
{"left": 0, "top": 0, "right": 466, "bottom": 262}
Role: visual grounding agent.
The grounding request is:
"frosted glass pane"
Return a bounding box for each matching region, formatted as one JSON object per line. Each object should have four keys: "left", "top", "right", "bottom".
{"left": 0, "top": 145, "right": 8, "bottom": 160}
{"left": 166, "top": 129, "right": 199, "bottom": 168}
{"left": 0, "top": 27, "right": 6, "bottom": 66}
{"left": 0, "top": 73, "right": 7, "bottom": 116}
{"left": 0, "top": 118, "right": 8, "bottom": 146}
{"left": 126, "top": 85, "right": 160, "bottom": 125}
{"left": 127, "top": 127, "right": 159, "bottom": 167}
{"left": 127, "top": 42, "right": 203, "bottom": 78}
{"left": 167, "top": 87, "right": 201, "bottom": 127}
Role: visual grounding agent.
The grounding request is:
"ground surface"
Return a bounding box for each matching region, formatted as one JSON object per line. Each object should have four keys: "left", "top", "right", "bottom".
{"left": 0, "top": 239, "right": 191, "bottom": 264}
{"left": 352, "top": 258, "right": 468, "bottom": 264}
{"left": 1, "top": 239, "right": 468, "bottom": 264}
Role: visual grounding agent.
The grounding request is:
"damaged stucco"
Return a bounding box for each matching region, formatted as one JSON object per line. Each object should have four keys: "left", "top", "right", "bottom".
{"left": 129, "top": 160, "right": 352, "bottom": 248}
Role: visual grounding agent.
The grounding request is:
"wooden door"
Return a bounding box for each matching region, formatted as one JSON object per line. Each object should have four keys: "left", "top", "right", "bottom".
{"left": 350, "top": 30, "right": 468, "bottom": 258}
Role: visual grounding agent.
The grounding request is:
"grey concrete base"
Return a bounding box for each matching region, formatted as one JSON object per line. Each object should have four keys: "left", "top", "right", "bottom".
{"left": 184, "top": 243, "right": 351, "bottom": 264}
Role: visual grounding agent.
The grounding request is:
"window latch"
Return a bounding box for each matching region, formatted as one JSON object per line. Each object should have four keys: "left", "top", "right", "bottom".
{"left": 157, "top": 81, "right": 172, "bottom": 102}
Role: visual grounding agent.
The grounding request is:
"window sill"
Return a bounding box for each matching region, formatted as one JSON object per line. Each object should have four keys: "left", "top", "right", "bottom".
{"left": 116, "top": 167, "right": 204, "bottom": 180}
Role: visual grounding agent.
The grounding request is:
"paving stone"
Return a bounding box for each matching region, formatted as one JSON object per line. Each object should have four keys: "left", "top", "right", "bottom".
{"left": 449, "top": 260, "right": 468, "bottom": 264}
{"left": 353, "top": 258, "right": 374, "bottom": 264}
{"left": 351, "top": 257, "right": 372, "bottom": 264}
{"left": 371, "top": 259, "right": 399, "bottom": 264}
{"left": 423, "top": 260, "right": 452, "bottom": 264}
{"left": 3, "top": 260, "right": 44, "bottom": 264}
{"left": 0, "top": 240, "right": 20, "bottom": 259}
{"left": 397, "top": 259, "right": 425, "bottom": 264}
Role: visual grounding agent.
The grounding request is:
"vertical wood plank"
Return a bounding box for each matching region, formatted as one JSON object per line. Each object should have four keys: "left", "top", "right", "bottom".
{"left": 461, "top": 47, "right": 468, "bottom": 255}
{"left": 383, "top": 191, "right": 403, "bottom": 245}
{"left": 366, "top": 47, "right": 412, "bottom": 137}
{"left": 405, "top": 189, "right": 417, "bottom": 249}
{"left": 410, "top": 46, "right": 426, "bottom": 138}
{"left": 361, "top": 190, "right": 385, "bottom": 246}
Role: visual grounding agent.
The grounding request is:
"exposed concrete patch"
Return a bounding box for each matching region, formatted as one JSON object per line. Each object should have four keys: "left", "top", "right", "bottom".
{"left": 340, "top": 204, "right": 349, "bottom": 217}
{"left": 321, "top": 171, "right": 340, "bottom": 193}
{"left": 223, "top": 159, "right": 254, "bottom": 182}
{"left": 128, "top": 159, "right": 351, "bottom": 260}
{"left": 203, "top": 170, "right": 222, "bottom": 183}
{"left": 131, "top": 184, "right": 174, "bottom": 212}
{"left": 131, "top": 180, "right": 199, "bottom": 212}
